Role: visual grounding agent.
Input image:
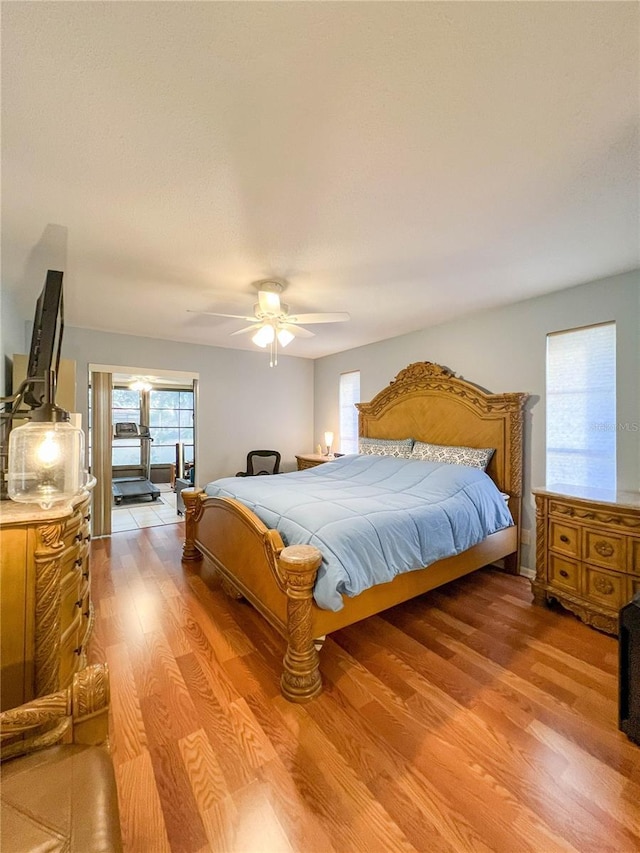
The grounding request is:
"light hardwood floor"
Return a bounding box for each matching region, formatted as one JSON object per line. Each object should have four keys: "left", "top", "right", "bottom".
{"left": 89, "top": 526, "right": 640, "bottom": 853}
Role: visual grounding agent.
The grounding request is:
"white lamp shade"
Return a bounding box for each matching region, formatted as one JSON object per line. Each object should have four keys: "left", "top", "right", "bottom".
{"left": 324, "top": 431, "right": 334, "bottom": 448}
{"left": 8, "top": 420, "right": 86, "bottom": 509}
{"left": 252, "top": 324, "right": 275, "bottom": 347}
{"left": 277, "top": 328, "right": 295, "bottom": 348}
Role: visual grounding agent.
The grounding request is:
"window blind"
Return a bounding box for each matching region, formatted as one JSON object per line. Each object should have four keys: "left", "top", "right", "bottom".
{"left": 546, "top": 322, "right": 616, "bottom": 490}
{"left": 339, "top": 371, "right": 361, "bottom": 454}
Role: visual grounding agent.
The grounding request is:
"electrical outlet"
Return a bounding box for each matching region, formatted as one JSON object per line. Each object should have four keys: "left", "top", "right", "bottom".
{"left": 520, "top": 529, "right": 531, "bottom": 546}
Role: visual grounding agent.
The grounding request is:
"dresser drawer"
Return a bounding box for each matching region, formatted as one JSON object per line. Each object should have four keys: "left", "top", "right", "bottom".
{"left": 549, "top": 521, "right": 580, "bottom": 558}
{"left": 583, "top": 566, "right": 627, "bottom": 609}
{"left": 630, "top": 539, "right": 640, "bottom": 575}
{"left": 58, "top": 540, "right": 88, "bottom": 580}
{"left": 60, "top": 569, "right": 84, "bottom": 634}
{"left": 59, "top": 519, "right": 91, "bottom": 555}
{"left": 548, "top": 554, "right": 581, "bottom": 594}
{"left": 80, "top": 592, "right": 93, "bottom": 649}
{"left": 583, "top": 529, "right": 626, "bottom": 572}
{"left": 59, "top": 614, "right": 83, "bottom": 687}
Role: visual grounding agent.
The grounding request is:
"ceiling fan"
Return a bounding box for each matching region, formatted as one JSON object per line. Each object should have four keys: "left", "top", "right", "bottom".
{"left": 188, "top": 280, "right": 350, "bottom": 366}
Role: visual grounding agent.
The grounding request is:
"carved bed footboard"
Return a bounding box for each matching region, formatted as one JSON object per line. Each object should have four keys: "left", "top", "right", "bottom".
{"left": 182, "top": 489, "right": 323, "bottom": 702}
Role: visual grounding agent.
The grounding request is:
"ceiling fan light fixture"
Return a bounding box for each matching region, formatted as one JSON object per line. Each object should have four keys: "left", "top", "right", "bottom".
{"left": 252, "top": 324, "right": 275, "bottom": 347}
{"left": 276, "top": 328, "right": 295, "bottom": 348}
{"left": 258, "top": 289, "right": 281, "bottom": 315}
{"left": 129, "top": 377, "right": 153, "bottom": 392}
{"left": 188, "top": 278, "right": 348, "bottom": 367}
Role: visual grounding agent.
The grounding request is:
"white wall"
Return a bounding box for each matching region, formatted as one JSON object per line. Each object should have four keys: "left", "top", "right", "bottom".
{"left": 314, "top": 270, "right": 640, "bottom": 571}
{"left": 0, "top": 287, "right": 27, "bottom": 395}
{"left": 61, "top": 326, "right": 314, "bottom": 485}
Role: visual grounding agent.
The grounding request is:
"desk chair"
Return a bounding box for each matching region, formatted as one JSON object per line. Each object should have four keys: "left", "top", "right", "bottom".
{"left": 236, "top": 450, "right": 281, "bottom": 477}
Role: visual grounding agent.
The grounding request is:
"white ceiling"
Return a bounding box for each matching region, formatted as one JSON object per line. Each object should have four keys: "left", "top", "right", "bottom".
{"left": 2, "top": 2, "right": 638, "bottom": 359}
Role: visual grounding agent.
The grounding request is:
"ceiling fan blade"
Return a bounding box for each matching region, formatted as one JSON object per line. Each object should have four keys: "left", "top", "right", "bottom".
{"left": 286, "top": 312, "right": 350, "bottom": 324}
{"left": 186, "top": 310, "right": 255, "bottom": 321}
{"left": 281, "top": 323, "right": 315, "bottom": 339}
{"left": 230, "top": 324, "right": 262, "bottom": 337}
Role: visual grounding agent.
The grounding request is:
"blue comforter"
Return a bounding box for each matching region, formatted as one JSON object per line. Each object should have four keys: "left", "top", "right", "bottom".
{"left": 205, "top": 454, "right": 513, "bottom": 611}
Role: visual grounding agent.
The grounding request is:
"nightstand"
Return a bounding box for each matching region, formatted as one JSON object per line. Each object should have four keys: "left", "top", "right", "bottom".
{"left": 532, "top": 486, "right": 640, "bottom": 635}
{"left": 295, "top": 453, "right": 334, "bottom": 471}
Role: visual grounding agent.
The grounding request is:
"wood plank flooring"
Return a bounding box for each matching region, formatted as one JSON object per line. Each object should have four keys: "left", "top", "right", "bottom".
{"left": 88, "top": 525, "right": 640, "bottom": 853}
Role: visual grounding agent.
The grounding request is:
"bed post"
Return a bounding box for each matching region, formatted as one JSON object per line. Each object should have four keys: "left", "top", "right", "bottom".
{"left": 278, "top": 545, "right": 323, "bottom": 703}
{"left": 182, "top": 488, "right": 204, "bottom": 562}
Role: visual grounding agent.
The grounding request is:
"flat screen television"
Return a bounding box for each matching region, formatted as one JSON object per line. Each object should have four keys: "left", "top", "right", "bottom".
{"left": 23, "top": 269, "right": 64, "bottom": 408}
{"left": 0, "top": 269, "right": 65, "bottom": 500}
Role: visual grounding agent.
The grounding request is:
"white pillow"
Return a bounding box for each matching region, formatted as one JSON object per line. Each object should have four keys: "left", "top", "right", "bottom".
{"left": 358, "top": 437, "right": 414, "bottom": 458}
{"left": 411, "top": 441, "right": 494, "bottom": 470}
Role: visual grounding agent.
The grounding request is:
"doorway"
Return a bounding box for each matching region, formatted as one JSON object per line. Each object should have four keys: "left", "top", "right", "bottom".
{"left": 88, "top": 365, "right": 199, "bottom": 537}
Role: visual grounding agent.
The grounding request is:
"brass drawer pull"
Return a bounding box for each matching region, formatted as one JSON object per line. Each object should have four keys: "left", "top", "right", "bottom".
{"left": 594, "top": 577, "right": 614, "bottom": 595}
{"left": 83, "top": 609, "right": 91, "bottom": 619}
{"left": 84, "top": 513, "right": 91, "bottom": 522}
{"left": 559, "top": 535, "right": 570, "bottom": 544}
{"left": 75, "top": 557, "right": 83, "bottom": 568}
{"left": 559, "top": 569, "right": 569, "bottom": 578}
{"left": 74, "top": 646, "right": 82, "bottom": 656}
{"left": 84, "top": 534, "right": 91, "bottom": 543}
{"left": 82, "top": 571, "right": 89, "bottom": 580}
{"left": 75, "top": 599, "right": 82, "bottom": 608}
{"left": 74, "top": 532, "right": 83, "bottom": 543}
{"left": 594, "top": 540, "right": 614, "bottom": 558}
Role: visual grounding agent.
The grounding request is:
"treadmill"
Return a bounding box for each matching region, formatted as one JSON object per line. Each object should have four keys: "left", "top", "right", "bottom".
{"left": 112, "top": 423, "right": 160, "bottom": 505}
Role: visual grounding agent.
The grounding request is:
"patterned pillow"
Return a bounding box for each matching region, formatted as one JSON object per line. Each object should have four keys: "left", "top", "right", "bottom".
{"left": 411, "top": 441, "right": 494, "bottom": 470}
{"left": 358, "top": 437, "right": 414, "bottom": 458}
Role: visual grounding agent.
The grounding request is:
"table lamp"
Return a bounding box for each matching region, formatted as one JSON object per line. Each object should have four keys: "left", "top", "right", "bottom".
{"left": 324, "top": 431, "right": 334, "bottom": 457}
{"left": 8, "top": 372, "right": 85, "bottom": 509}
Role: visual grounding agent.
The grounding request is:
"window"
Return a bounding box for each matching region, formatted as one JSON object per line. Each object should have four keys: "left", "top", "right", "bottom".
{"left": 546, "top": 322, "right": 616, "bottom": 490}
{"left": 110, "top": 385, "right": 195, "bottom": 468}
{"left": 149, "top": 389, "right": 194, "bottom": 465}
{"left": 339, "top": 371, "right": 361, "bottom": 454}
{"left": 112, "top": 388, "right": 142, "bottom": 466}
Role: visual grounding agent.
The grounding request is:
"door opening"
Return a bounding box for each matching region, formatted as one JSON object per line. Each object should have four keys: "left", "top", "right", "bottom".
{"left": 88, "top": 365, "right": 198, "bottom": 536}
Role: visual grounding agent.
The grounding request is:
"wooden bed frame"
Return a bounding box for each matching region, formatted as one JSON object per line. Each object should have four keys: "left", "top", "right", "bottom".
{"left": 182, "top": 362, "right": 528, "bottom": 702}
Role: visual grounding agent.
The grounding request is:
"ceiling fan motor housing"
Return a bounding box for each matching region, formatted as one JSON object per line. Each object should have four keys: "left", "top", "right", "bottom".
{"left": 253, "top": 302, "right": 290, "bottom": 320}
{"left": 254, "top": 280, "right": 288, "bottom": 319}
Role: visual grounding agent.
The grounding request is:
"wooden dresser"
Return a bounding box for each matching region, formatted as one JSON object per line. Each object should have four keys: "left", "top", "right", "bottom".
{"left": 295, "top": 453, "right": 334, "bottom": 470}
{"left": 532, "top": 486, "right": 640, "bottom": 635}
{"left": 0, "top": 480, "right": 95, "bottom": 712}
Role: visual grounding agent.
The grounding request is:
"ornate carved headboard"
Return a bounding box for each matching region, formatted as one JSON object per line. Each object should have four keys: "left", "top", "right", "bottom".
{"left": 356, "top": 360, "right": 528, "bottom": 501}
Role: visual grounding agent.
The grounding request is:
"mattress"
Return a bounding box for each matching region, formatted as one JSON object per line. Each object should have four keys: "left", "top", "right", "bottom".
{"left": 205, "top": 454, "right": 513, "bottom": 611}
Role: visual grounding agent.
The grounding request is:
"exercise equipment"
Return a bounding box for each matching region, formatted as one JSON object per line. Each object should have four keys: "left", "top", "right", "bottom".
{"left": 112, "top": 423, "right": 160, "bottom": 505}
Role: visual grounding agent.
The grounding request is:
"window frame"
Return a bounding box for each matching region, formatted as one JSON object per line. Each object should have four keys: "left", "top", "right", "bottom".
{"left": 339, "top": 370, "right": 361, "bottom": 455}
{"left": 148, "top": 388, "right": 195, "bottom": 466}
{"left": 545, "top": 321, "right": 617, "bottom": 491}
{"left": 111, "top": 386, "right": 143, "bottom": 468}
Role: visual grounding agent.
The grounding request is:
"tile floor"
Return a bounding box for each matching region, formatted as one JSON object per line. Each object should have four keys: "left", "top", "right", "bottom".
{"left": 111, "top": 483, "right": 183, "bottom": 533}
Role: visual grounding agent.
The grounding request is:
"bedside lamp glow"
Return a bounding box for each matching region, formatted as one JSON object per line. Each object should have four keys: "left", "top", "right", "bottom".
{"left": 324, "top": 431, "right": 334, "bottom": 457}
